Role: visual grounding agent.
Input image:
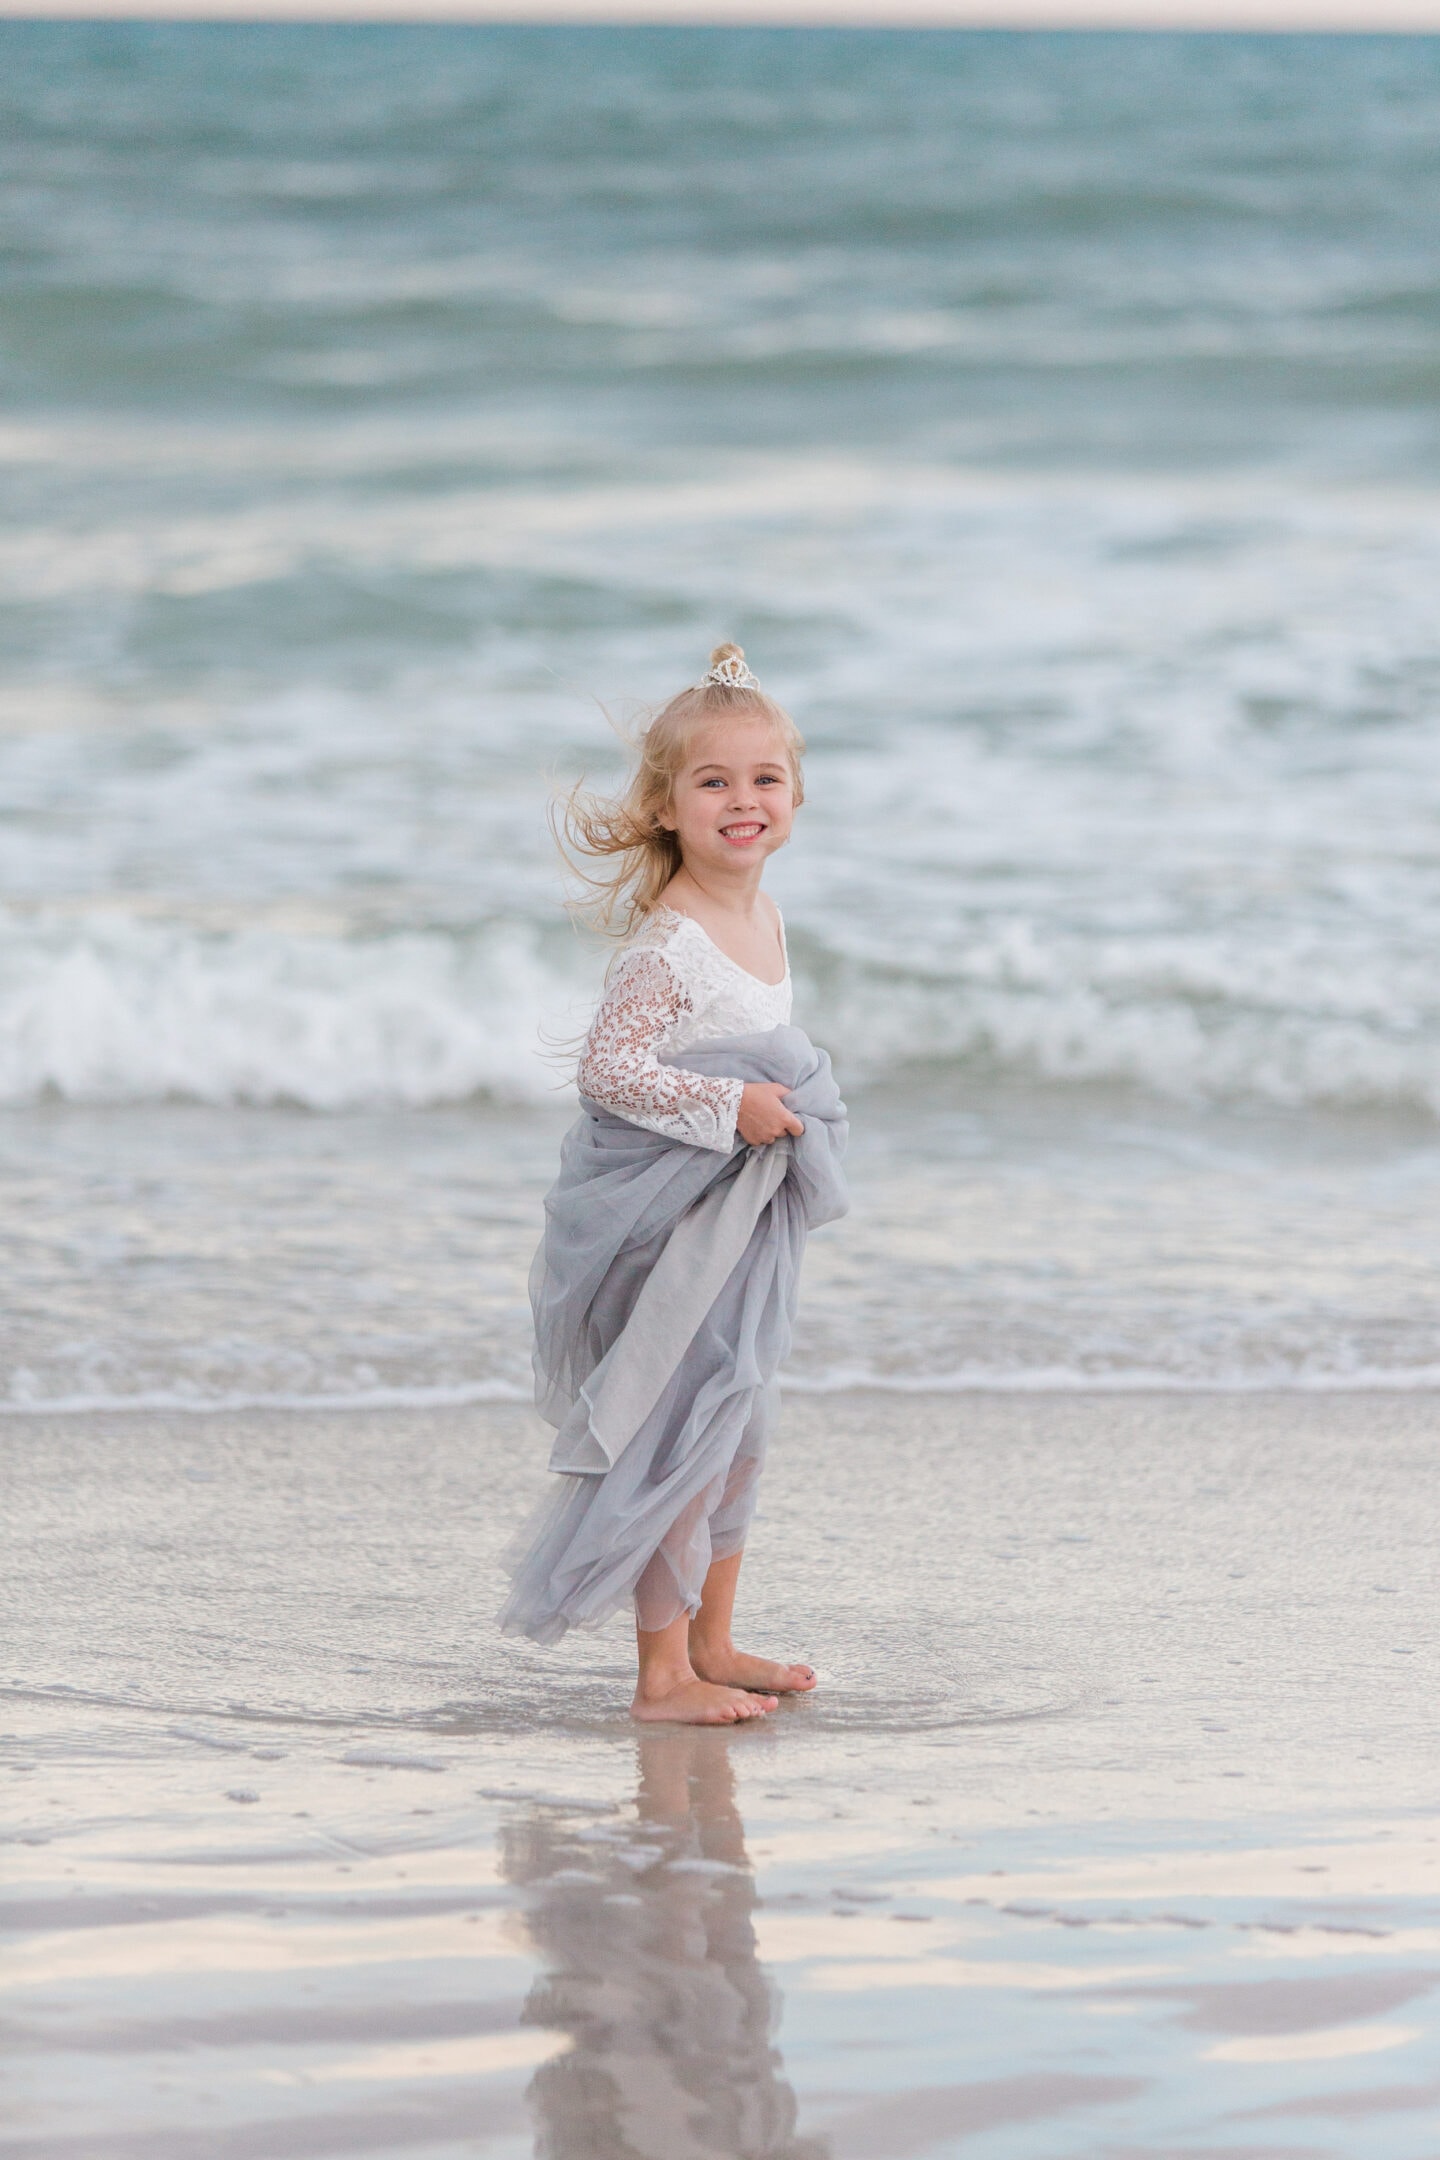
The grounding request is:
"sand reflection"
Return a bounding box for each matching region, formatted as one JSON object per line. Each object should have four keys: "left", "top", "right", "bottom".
{"left": 505, "top": 1731, "right": 826, "bottom": 2160}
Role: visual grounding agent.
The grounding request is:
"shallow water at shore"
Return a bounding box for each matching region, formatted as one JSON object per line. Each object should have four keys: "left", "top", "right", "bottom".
{"left": 4, "top": 1393, "right": 1438, "bottom": 2156}
{"left": 9, "top": 1087, "right": 1440, "bottom": 1414}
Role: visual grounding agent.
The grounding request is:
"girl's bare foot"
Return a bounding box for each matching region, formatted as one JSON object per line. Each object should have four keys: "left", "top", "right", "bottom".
{"left": 631, "top": 1674, "right": 778, "bottom": 1725}
{"left": 690, "top": 1644, "right": 817, "bottom": 1695}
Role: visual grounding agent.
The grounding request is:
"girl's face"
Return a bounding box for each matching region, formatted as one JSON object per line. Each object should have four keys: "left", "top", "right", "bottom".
{"left": 664, "top": 716, "right": 797, "bottom": 874}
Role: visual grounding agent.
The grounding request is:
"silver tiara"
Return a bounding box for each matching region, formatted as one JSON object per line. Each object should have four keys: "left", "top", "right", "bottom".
{"left": 700, "top": 651, "right": 760, "bottom": 691}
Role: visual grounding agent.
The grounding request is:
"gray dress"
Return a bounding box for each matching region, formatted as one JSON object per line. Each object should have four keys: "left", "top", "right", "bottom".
{"left": 499, "top": 911, "right": 848, "bottom": 1645}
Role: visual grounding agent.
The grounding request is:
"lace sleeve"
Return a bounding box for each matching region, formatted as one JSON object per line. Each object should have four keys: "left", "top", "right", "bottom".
{"left": 576, "top": 947, "right": 743, "bottom": 1153}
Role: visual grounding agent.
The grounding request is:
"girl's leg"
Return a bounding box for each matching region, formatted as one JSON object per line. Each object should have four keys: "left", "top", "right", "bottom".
{"left": 631, "top": 1602, "right": 777, "bottom": 1725}
{"left": 689, "top": 1549, "right": 817, "bottom": 1696}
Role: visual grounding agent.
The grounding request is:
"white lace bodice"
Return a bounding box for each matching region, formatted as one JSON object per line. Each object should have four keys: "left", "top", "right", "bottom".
{"left": 576, "top": 904, "right": 792, "bottom": 1151}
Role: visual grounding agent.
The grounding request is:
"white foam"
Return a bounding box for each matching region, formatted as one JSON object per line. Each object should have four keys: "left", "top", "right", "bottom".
{"left": 7, "top": 463, "right": 1440, "bottom": 1119}
{"left": 339, "top": 1748, "right": 448, "bottom": 1772}
{"left": 0, "top": 1380, "right": 530, "bottom": 1416}
{"left": 167, "top": 1723, "right": 251, "bottom": 1752}
{"left": 4, "top": 896, "right": 1440, "bottom": 1118}
{"left": 805, "top": 963, "right": 1440, "bottom": 1119}
{"left": 9, "top": 1364, "right": 1440, "bottom": 1416}
{"left": 784, "top": 1363, "right": 1440, "bottom": 1395}
{"left": 0, "top": 909, "right": 570, "bottom": 1109}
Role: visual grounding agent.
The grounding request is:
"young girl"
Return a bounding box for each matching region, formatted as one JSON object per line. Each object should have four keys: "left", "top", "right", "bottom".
{"left": 500, "top": 645, "right": 848, "bottom": 1725}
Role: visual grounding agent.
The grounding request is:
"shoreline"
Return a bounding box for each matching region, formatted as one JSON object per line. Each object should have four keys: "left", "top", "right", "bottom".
{"left": 6, "top": 1389, "right": 1438, "bottom": 2156}
{"left": 7, "top": 1376, "right": 1440, "bottom": 1418}
{"left": 6, "top": 1388, "right": 1436, "bottom": 1805}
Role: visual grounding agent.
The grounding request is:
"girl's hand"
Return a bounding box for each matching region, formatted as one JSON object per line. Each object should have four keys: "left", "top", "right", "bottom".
{"left": 737, "top": 1080, "right": 804, "bottom": 1147}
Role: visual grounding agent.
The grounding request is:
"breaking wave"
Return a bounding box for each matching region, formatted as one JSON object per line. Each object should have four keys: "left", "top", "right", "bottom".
{"left": 5, "top": 905, "right": 1440, "bottom": 1117}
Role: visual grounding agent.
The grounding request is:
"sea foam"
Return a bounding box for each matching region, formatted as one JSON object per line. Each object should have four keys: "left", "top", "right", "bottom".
{"left": 0, "top": 908, "right": 569, "bottom": 1109}
{"left": 6, "top": 902, "right": 1440, "bottom": 1118}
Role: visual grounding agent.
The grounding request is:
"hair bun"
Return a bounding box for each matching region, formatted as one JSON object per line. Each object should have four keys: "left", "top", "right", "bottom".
{"left": 699, "top": 642, "right": 760, "bottom": 690}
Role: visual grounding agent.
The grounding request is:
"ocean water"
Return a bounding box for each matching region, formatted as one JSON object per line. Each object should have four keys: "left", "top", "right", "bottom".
{"left": 6, "top": 23, "right": 1440, "bottom": 1403}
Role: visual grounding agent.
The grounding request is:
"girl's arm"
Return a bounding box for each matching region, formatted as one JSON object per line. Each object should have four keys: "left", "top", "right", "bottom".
{"left": 577, "top": 948, "right": 743, "bottom": 1153}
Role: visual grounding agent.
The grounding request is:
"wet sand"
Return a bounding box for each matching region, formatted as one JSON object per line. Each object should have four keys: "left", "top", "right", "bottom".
{"left": 3, "top": 1392, "right": 1438, "bottom": 2157}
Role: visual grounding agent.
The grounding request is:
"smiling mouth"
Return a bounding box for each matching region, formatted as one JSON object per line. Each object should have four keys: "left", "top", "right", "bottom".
{"left": 720, "top": 822, "right": 765, "bottom": 842}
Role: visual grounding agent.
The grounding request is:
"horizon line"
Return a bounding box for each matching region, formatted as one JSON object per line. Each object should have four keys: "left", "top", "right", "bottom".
{"left": 5, "top": 2, "right": 1440, "bottom": 29}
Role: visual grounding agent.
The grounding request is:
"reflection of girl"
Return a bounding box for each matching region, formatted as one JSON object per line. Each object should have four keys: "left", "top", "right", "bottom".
{"left": 511, "top": 1732, "right": 826, "bottom": 2160}
{"left": 500, "top": 647, "right": 849, "bottom": 1723}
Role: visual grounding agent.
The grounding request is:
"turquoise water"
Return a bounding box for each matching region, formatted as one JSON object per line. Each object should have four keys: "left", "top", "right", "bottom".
{"left": 6, "top": 26, "right": 1440, "bottom": 1399}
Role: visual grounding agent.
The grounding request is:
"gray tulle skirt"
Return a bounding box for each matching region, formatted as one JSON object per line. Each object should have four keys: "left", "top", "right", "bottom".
{"left": 498, "top": 1027, "right": 848, "bottom": 1645}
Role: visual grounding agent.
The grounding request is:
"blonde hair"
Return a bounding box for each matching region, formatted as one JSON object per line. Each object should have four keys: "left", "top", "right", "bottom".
{"left": 557, "top": 645, "right": 806, "bottom": 936}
